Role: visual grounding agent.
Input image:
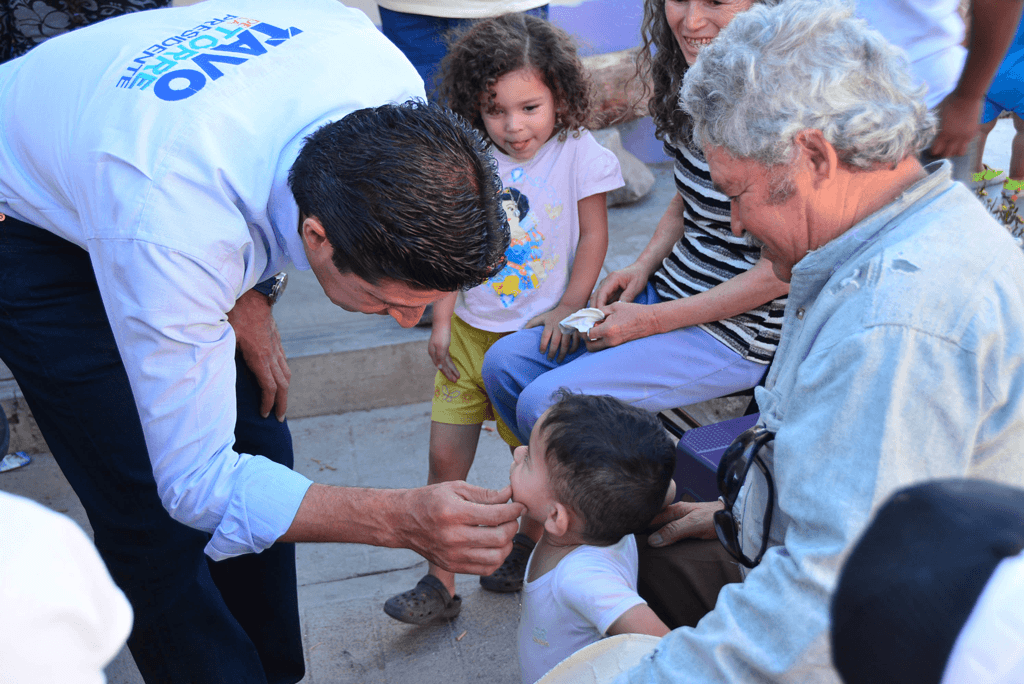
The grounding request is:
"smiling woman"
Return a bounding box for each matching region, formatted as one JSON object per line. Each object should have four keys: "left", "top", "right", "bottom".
{"left": 483, "top": 0, "right": 789, "bottom": 455}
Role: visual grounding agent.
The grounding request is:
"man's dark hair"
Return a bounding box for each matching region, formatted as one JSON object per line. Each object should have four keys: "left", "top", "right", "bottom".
{"left": 288, "top": 100, "right": 510, "bottom": 291}
{"left": 540, "top": 391, "right": 676, "bottom": 546}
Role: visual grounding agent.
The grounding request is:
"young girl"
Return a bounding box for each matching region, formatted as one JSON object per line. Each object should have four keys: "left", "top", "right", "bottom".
{"left": 383, "top": 13, "right": 623, "bottom": 625}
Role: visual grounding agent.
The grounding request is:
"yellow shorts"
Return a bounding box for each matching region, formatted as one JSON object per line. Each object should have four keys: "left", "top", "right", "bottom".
{"left": 432, "top": 314, "right": 521, "bottom": 447}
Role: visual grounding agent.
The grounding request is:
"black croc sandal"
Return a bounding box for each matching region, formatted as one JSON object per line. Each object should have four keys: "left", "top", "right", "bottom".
{"left": 384, "top": 574, "right": 462, "bottom": 625}
{"left": 480, "top": 533, "right": 536, "bottom": 593}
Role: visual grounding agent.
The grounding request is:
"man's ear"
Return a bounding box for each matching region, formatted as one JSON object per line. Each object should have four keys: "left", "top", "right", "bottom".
{"left": 794, "top": 129, "right": 839, "bottom": 187}
{"left": 543, "top": 501, "right": 573, "bottom": 538}
{"left": 301, "top": 216, "right": 328, "bottom": 252}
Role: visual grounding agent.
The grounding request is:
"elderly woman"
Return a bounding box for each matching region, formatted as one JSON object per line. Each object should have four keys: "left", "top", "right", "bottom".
{"left": 482, "top": 0, "right": 788, "bottom": 450}
{"left": 602, "top": 0, "right": 1024, "bottom": 683}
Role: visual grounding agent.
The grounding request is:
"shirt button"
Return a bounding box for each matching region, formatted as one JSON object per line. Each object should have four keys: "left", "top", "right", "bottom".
{"left": 796, "top": 308, "right": 805, "bottom": 319}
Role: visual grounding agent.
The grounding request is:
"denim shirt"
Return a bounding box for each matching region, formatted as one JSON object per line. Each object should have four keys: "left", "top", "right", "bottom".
{"left": 618, "top": 162, "right": 1024, "bottom": 684}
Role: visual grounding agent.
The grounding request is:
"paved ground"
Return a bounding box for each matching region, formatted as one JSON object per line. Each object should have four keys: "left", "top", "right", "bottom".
{"left": 0, "top": 118, "right": 1018, "bottom": 682}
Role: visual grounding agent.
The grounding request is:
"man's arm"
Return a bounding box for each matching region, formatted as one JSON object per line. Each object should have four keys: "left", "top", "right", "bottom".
{"left": 280, "top": 483, "right": 524, "bottom": 574}
{"left": 92, "top": 239, "right": 526, "bottom": 568}
{"left": 929, "top": 0, "right": 1024, "bottom": 158}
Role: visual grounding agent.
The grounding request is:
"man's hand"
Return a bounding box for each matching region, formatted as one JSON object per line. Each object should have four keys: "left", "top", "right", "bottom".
{"left": 647, "top": 500, "right": 723, "bottom": 547}
{"left": 398, "top": 482, "right": 525, "bottom": 575}
{"left": 227, "top": 289, "right": 290, "bottom": 421}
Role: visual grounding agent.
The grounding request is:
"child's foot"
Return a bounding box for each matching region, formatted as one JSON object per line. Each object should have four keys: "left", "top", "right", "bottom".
{"left": 383, "top": 574, "right": 462, "bottom": 625}
{"left": 480, "top": 533, "right": 536, "bottom": 593}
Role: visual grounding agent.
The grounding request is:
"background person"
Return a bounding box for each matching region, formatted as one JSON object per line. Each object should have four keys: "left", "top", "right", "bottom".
{"left": 855, "top": 0, "right": 1024, "bottom": 183}
{"left": 0, "top": 491, "right": 133, "bottom": 684}
{"left": 831, "top": 479, "right": 1024, "bottom": 684}
{"left": 974, "top": 12, "right": 1024, "bottom": 204}
{"left": 383, "top": 13, "right": 623, "bottom": 624}
{"left": 0, "top": 0, "right": 170, "bottom": 63}
{"left": 482, "top": 0, "right": 789, "bottom": 451}
{"left": 612, "top": 1, "right": 1024, "bottom": 681}
{"left": 0, "top": 1, "right": 520, "bottom": 681}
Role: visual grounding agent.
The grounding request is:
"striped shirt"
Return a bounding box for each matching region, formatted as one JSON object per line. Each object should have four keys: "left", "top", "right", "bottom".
{"left": 649, "top": 137, "right": 786, "bottom": 364}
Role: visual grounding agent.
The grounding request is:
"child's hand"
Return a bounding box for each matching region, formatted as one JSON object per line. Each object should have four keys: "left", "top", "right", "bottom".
{"left": 428, "top": 323, "right": 460, "bottom": 383}
{"left": 525, "top": 303, "right": 580, "bottom": 362}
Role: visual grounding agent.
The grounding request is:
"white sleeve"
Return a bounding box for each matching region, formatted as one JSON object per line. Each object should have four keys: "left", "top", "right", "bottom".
{"left": 89, "top": 237, "right": 312, "bottom": 560}
{"left": 557, "top": 541, "right": 646, "bottom": 636}
{"left": 575, "top": 131, "right": 625, "bottom": 201}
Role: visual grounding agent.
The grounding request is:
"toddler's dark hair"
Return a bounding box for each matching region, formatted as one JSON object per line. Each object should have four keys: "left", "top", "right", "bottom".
{"left": 437, "top": 13, "right": 594, "bottom": 147}
{"left": 540, "top": 390, "right": 676, "bottom": 546}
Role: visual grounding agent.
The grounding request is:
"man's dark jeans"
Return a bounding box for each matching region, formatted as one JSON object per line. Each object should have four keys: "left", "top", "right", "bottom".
{"left": 0, "top": 215, "right": 304, "bottom": 683}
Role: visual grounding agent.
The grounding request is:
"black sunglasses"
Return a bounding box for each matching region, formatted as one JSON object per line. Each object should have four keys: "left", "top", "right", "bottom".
{"left": 713, "top": 425, "right": 776, "bottom": 568}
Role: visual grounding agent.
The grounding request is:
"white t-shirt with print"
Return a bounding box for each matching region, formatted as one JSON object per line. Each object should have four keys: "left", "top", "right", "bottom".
{"left": 455, "top": 130, "right": 623, "bottom": 333}
{"left": 517, "top": 535, "right": 646, "bottom": 684}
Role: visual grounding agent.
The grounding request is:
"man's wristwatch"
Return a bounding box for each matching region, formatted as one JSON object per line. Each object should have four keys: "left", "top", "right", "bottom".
{"left": 253, "top": 272, "right": 288, "bottom": 305}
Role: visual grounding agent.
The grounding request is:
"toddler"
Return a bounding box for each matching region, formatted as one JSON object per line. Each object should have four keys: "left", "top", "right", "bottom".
{"left": 384, "top": 13, "right": 624, "bottom": 625}
{"left": 511, "top": 390, "right": 674, "bottom": 684}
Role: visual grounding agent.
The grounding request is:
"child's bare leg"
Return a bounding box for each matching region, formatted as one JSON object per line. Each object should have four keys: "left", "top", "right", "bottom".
{"left": 426, "top": 421, "right": 482, "bottom": 595}
{"left": 976, "top": 118, "right": 1000, "bottom": 174}
{"left": 1010, "top": 113, "right": 1024, "bottom": 181}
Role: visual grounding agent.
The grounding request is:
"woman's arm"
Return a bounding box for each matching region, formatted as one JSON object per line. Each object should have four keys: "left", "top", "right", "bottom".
{"left": 587, "top": 256, "right": 789, "bottom": 350}
{"left": 591, "top": 192, "right": 688, "bottom": 308}
{"left": 525, "top": 192, "right": 610, "bottom": 361}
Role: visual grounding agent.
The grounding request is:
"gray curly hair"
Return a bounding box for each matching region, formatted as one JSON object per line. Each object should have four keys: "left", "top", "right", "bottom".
{"left": 679, "top": 0, "right": 936, "bottom": 169}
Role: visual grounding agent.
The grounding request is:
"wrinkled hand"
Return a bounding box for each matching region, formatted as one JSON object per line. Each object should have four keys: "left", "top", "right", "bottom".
{"left": 647, "top": 500, "right": 723, "bottom": 547}
{"left": 591, "top": 264, "right": 648, "bottom": 308}
{"left": 428, "top": 325, "right": 460, "bottom": 383}
{"left": 929, "top": 92, "right": 984, "bottom": 160}
{"left": 400, "top": 482, "right": 526, "bottom": 575}
{"left": 525, "top": 303, "right": 580, "bottom": 362}
{"left": 228, "top": 289, "right": 290, "bottom": 421}
{"left": 585, "top": 301, "right": 660, "bottom": 351}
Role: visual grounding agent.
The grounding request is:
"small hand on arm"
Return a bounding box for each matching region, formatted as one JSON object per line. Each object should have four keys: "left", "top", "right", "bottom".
{"left": 525, "top": 192, "right": 610, "bottom": 362}
{"left": 427, "top": 292, "right": 460, "bottom": 382}
{"left": 279, "top": 482, "right": 526, "bottom": 575}
{"left": 227, "top": 289, "right": 291, "bottom": 421}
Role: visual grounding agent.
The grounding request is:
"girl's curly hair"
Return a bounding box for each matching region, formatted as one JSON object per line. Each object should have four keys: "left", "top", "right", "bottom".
{"left": 635, "top": 0, "right": 772, "bottom": 143}
{"left": 437, "top": 13, "right": 594, "bottom": 147}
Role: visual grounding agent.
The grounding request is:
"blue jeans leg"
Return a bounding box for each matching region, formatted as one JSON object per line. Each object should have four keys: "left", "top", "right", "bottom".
{"left": 379, "top": 5, "right": 549, "bottom": 97}
{"left": 0, "top": 217, "right": 299, "bottom": 683}
{"left": 208, "top": 353, "right": 304, "bottom": 684}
